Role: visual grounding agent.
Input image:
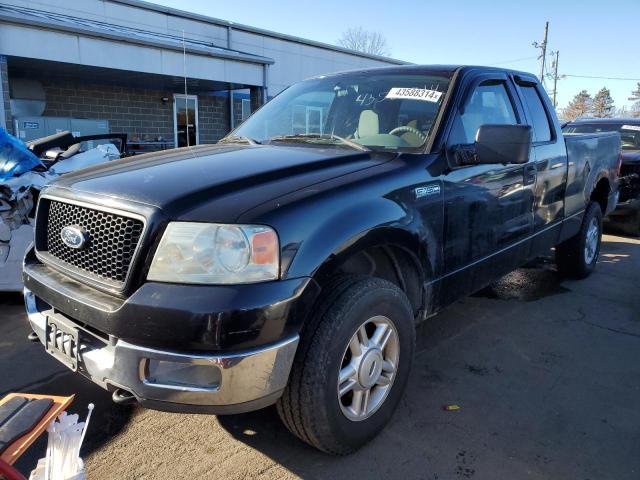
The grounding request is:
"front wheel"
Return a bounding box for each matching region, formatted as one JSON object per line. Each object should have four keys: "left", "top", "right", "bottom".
{"left": 555, "top": 201, "right": 603, "bottom": 279}
{"left": 277, "top": 276, "right": 415, "bottom": 455}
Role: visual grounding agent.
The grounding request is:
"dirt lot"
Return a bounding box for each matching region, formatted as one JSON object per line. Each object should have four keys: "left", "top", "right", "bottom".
{"left": 2, "top": 234, "right": 639, "bottom": 480}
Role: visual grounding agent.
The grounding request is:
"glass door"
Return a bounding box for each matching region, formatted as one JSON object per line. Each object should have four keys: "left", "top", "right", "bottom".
{"left": 291, "top": 105, "right": 324, "bottom": 135}
{"left": 173, "top": 94, "right": 199, "bottom": 147}
{"left": 305, "top": 106, "right": 323, "bottom": 134}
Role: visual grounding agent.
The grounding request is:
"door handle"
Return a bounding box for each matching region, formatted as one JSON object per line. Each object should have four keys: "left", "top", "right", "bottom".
{"left": 524, "top": 164, "right": 537, "bottom": 186}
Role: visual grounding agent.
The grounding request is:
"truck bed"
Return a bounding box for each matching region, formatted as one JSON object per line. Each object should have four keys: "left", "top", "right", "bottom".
{"left": 563, "top": 131, "right": 621, "bottom": 217}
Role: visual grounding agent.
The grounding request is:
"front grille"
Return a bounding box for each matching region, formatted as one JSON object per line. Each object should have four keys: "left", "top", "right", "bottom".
{"left": 37, "top": 199, "right": 144, "bottom": 287}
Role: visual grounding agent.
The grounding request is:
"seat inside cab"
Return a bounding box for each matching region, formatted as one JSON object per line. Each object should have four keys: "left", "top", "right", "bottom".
{"left": 353, "top": 100, "right": 434, "bottom": 149}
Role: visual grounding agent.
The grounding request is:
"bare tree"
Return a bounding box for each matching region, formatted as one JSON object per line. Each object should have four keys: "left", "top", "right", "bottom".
{"left": 592, "top": 87, "right": 615, "bottom": 118}
{"left": 563, "top": 90, "right": 592, "bottom": 121}
{"left": 629, "top": 82, "right": 640, "bottom": 117}
{"left": 338, "top": 27, "right": 390, "bottom": 56}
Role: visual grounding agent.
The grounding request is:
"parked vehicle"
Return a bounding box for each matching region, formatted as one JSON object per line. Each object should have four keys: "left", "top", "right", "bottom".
{"left": 23, "top": 66, "right": 620, "bottom": 454}
{"left": 563, "top": 118, "right": 639, "bottom": 235}
{"left": 0, "top": 130, "right": 127, "bottom": 291}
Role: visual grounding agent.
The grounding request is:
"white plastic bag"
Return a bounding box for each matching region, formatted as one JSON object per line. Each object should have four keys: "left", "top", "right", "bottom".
{"left": 50, "top": 144, "right": 120, "bottom": 175}
{"left": 29, "top": 404, "right": 93, "bottom": 480}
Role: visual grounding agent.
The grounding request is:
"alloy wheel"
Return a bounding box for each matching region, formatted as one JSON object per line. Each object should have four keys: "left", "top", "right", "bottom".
{"left": 337, "top": 315, "right": 399, "bottom": 421}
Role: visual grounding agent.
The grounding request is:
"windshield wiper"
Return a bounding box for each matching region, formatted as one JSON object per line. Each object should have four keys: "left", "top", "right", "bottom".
{"left": 267, "top": 133, "right": 370, "bottom": 152}
{"left": 218, "top": 135, "right": 261, "bottom": 145}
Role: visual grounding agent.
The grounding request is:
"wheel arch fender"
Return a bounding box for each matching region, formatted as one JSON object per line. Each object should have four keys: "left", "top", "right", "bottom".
{"left": 588, "top": 170, "right": 612, "bottom": 213}
{"left": 282, "top": 197, "right": 439, "bottom": 314}
{"left": 283, "top": 198, "right": 432, "bottom": 276}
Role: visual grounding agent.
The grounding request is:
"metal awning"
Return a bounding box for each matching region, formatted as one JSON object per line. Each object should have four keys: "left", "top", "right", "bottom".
{"left": 0, "top": 4, "right": 274, "bottom": 65}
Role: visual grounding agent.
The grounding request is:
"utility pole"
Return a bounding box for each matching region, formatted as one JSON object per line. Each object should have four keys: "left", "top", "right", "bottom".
{"left": 533, "top": 21, "right": 549, "bottom": 84}
{"left": 545, "top": 51, "right": 565, "bottom": 109}
{"left": 551, "top": 51, "right": 560, "bottom": 108}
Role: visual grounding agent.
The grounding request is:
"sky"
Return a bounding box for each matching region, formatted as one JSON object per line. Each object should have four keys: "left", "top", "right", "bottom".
{"left": 151, "top": 0, "right": 639, "bottom": 112}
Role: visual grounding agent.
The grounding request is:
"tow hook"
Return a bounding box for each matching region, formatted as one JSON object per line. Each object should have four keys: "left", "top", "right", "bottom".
{"left": 27, "top": 331, "right": 39, "bottom": 342}
{"left": 112, "top": 388, "right": 137, "bottom": 406}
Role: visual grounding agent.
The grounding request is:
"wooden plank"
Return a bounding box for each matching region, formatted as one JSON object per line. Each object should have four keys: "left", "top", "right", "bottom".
{"left": 0, "top": 393, "right": 75, "bottom": 465}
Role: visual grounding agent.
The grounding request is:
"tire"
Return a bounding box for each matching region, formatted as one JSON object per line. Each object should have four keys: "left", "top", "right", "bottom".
{"left": 555, "top": 201, "right": 603, "bottom": 279}
{"left": 277, "top": 276, "right": 415, "bottom": 455}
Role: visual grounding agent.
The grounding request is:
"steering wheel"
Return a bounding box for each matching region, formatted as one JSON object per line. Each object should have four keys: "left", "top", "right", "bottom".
{"left": 388, "top": 126, "right": 427, "bottom": 142}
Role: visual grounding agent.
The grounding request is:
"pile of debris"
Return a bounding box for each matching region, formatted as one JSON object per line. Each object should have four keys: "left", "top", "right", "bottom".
{"left": 0, "top": 129, "right": 126, "bottom": 291}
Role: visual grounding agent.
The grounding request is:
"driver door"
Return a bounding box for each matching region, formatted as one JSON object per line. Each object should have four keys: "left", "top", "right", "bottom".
{"left": 440, "top": 75, "right": 535, "bottom": 304}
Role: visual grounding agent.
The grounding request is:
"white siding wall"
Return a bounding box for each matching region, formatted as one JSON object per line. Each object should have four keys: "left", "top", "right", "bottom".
{"left": 0, "top": 23, "right": 264, "bottom": 85}
{"left": 1, "top": 0, "right": 401, "bottom": 92}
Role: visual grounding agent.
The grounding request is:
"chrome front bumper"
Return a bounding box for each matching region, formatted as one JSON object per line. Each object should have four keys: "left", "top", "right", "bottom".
{"left": 24, "top": 288, "right": 299, "bottom": 414}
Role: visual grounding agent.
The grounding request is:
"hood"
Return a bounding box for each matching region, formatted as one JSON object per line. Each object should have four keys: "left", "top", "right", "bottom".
{"left": 49, "top": 143, "right": 393, "bottom": 219}
{"left": 621, "top": 150, "right": 640, "bottom": 163}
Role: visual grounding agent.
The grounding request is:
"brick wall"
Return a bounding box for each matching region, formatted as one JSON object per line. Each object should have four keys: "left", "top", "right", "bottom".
{"left": 198, "top": 94, "right": 231, "bottom": 143}
{"left": 0, "top": 56, "right": 12, "bottom": 134}
{"left": 233, "top": 97, "right": 244, "bottom": 128}
{"left": 250, "top": 86, "right": 263, "bottom": 113}
{"left": 39, "top": 79, "right": 233, "bottom": 144}
{"left": 42, "top": 81, "right": 174, "bottom": 142}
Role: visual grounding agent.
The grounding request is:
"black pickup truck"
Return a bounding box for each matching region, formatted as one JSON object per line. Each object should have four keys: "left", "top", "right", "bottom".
{"left": 23, "top": 65, "right": 620, "bottom": 454}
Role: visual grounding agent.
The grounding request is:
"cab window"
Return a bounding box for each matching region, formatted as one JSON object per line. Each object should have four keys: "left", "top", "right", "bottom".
{"left": 449, "top": 81, "right": 518, "bottom": 145}
{"left": 520, "top": 85, "right": 552, "bottom": 142}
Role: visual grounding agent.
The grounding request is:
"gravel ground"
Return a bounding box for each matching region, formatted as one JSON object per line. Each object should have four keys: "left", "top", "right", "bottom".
{"left": 2, "top": 234, "right": 639, "bottom": 480}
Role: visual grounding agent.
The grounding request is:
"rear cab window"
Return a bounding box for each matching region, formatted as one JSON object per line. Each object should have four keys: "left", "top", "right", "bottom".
{"left": 518, "top": 84, "right": 553, "bottom": 143}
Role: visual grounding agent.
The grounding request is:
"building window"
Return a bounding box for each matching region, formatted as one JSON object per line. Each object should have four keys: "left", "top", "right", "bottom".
{"left": 241, "top": 98, "right": 251, "bottom": 122}
{"left": 292, "top": 105, "right": 325, "bottom": 135}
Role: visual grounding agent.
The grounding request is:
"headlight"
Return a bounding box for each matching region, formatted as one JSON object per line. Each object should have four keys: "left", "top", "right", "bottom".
{"left": 147, "top": 222, "right": 279, "bottom": 284}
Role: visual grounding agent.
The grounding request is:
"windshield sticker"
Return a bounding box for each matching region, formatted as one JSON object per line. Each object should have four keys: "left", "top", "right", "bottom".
{"left": 622, "top": 125, "right": 640, "bottom": 132}
{"left": 386, "top": 88, "right": 443, "bottom": 103}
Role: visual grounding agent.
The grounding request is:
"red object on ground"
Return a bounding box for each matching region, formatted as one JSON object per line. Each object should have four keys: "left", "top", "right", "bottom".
{"left": 0, "top": 458, "right": 26, "bottom": 480}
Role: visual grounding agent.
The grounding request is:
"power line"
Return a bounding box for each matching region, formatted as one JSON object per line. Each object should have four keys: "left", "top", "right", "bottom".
{"left": 488, "top": 55, "right": 538, "bottom": 66}
{"left": 563, "top": 74, "right": 640, "bottom": 81}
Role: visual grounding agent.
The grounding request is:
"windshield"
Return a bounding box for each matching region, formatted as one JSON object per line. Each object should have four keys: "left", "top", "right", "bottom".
{"left": 563, "top": 123, "right": 640, "bottom": 150}
{"left": 225, "top": 72, "right": 452, "bottom": 152}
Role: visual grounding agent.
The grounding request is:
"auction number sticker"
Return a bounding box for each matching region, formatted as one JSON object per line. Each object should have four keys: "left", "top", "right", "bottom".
{"left": 622, "top": 125, "right": 640, "bottom": 132}
{"left": 386, "top": 87, "right": 443, "bottom": 103}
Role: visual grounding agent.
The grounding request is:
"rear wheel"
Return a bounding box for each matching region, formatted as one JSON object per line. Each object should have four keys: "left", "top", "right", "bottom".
{"left": 556, "top": 201, "right": 603, "bottom": 279}
{"left": 277, "top": 276, "right": 415, "bottom": 455}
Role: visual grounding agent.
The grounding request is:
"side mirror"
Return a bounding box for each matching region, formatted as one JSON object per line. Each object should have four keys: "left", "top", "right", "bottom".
{"left": 474, "top": 124, "right": 532, "bottom": 165}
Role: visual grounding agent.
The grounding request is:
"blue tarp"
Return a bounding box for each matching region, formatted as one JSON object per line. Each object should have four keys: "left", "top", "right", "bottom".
{"left": 0, "top": 127, "right": 44, "bottom": 182}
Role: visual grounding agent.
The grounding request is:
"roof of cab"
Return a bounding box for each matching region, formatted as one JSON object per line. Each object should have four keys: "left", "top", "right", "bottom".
{"left": 308, "top": 64, "right": 538, "bottom": 81}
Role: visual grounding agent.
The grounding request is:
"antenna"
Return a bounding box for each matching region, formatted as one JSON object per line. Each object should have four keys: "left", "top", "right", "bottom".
{"left": 182, "top": 29, "right": 190, "bottom": 148}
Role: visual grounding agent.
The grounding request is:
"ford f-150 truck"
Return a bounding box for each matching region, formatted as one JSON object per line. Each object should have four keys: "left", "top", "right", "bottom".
{"left": 23, "top": 65, "right": 620, "bottom": 454}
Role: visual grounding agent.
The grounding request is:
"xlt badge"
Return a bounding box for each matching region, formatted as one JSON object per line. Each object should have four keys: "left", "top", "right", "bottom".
{"left": 415, "top": 184, "right": 441, "bottom": 199}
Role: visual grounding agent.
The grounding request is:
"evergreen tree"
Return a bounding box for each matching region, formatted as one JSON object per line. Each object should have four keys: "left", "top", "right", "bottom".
{"left": 563, "top": 90, "right": 592, "bottom": 121}
{"left": 592, "top": 87, "right": 615, "bottom": 118}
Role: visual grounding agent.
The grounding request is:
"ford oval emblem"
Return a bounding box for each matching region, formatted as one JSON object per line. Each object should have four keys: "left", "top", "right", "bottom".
{"left": 60, "top": 226, "right": 87, "bottom": 250}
